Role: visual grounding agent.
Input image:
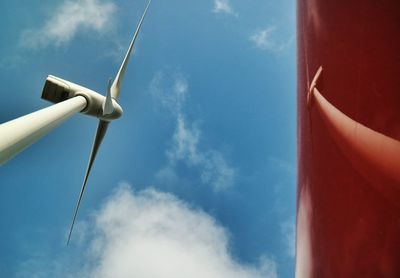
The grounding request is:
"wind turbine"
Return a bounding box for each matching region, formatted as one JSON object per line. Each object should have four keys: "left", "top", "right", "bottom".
{"left": 0, "top": 0, "right": 152, "bottom": 244}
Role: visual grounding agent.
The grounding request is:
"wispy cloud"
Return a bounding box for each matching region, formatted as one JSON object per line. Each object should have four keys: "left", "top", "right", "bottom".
{"left": 150, "top": 71, "right": 188, "bottom": 115}
{"left": 18, "top": 185, "right": 278, "bottom": 278}
{"left": 150, "top": 71, "right": 235, "bottom": 191}
{"left": 167, "top": 115, "right": 236, "bottom": 191}
{"left": 280, "top": 218, "right": 295, "bottom": 258}
{"left": 268, "top": 157, "right": 295, "bottom": 177}
{"left": 0, "top": 54, "right": 26, "bottom": 70}
{"left": 250, "top": 27, "right": 293, "bottom": 52}
{"left": 20, "top": 0, "right": 116, "bottom": 49}
{"left": 213, "top": 0, "right": 238, "bottom": 17}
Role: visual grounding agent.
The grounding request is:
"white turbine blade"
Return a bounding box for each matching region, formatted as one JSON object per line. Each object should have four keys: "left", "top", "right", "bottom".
{"left": 67, "top": 120, "right": 109, "bottom": 245}
{"left": 110, "top": 0, "right": 152, "bottom": 100}
{"left": 103, "top": 79, "right": 114, "bottom": 115}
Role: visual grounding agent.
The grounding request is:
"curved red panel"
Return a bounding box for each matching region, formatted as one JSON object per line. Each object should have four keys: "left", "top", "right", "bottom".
{"left": 297, "top": 0, "right": 400, "bottom": 277}
{"left": 312, "top": 86, "right": 400, "bottom": 206}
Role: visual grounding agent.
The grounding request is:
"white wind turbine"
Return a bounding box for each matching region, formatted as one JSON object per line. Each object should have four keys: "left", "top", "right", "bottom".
{"left": 0, "top": 0, "right": 152, "bottom": 244}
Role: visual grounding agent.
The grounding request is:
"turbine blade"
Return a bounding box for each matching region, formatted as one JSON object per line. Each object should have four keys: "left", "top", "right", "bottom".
{"left": 67, "top": 120, "right": 109, "bottom": 245}
{"left": 110, "top": 0, "right": 152, "bottom": 100}
{"left": 103, "top": 79, "right": 114, "bottom": 115}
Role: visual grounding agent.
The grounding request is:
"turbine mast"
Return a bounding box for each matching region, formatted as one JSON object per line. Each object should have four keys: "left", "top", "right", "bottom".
{"left": 0, "top": 96, "right": 87, "bottom": 165}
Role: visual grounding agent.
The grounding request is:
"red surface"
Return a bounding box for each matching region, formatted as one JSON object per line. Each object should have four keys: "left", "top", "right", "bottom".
{"left": 297, "top": 1, "right": 400, "bottom": 277}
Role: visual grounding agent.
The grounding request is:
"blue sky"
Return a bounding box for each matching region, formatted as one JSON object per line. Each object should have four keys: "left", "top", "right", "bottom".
{"left": 0, "top": 0, "right": 296, "bottom": 277}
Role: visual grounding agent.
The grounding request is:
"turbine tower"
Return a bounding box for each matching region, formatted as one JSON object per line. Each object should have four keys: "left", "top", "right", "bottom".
{"left": 0, "top": 0, "right": 152, "bottom": 244}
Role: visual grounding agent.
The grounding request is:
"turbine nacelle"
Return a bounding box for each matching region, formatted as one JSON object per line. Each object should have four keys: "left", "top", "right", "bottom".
{"left": 41, "top": 75, "right": 123, "bottom": 121}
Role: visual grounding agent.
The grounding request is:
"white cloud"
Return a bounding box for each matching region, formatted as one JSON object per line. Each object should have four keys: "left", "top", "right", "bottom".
{"left": 150, "top": 71, "right": 236, "bottom": 191}
{"left": 250, "top": 27, "right": 292, "bottom": 52}
{"left": 86, "top": 185, "right": 276, "bottom": 278}
{"left": 213, "top": 0, "right": 238, "bottom": 17}
{"left": 17, "top": 185, "right": 277, "bottom": 277}
{"left": 20, "top": 0, "right": 116, "bottom": 49}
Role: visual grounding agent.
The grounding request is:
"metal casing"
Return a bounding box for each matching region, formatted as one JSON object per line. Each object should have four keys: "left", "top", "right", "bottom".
{"left": 41, "top": 75, "right": 123, "bottom": 121}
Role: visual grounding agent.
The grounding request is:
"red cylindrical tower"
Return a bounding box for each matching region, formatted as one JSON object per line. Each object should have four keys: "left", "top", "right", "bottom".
{"left": 297, "top": 1, "right": 400, "bottom": 277}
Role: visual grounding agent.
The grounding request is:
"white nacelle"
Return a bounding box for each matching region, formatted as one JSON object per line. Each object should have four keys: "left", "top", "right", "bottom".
{"left": 41, "top": 75, "right": 123, "bottom": 121}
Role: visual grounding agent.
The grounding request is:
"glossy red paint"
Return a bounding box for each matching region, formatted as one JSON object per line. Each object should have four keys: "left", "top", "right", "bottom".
{"left": 297, "top": 1, "right": 400, "bottom": 277}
